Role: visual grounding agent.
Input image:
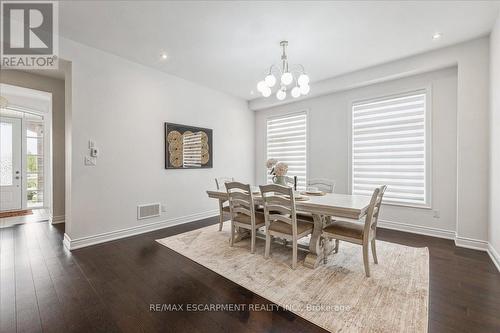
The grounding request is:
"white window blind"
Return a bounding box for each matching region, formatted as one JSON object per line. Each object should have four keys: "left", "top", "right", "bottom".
{"left": 266, "top": 112, "right": 307, "bottom": 189}
{"left": 352, "top": 91, "right": 428, "bottom": 206}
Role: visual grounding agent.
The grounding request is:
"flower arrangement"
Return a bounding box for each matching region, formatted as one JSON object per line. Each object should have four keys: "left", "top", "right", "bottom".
{"left": 274, "top": 162, "right": 288, "bottom": 176}
{"left": 266, "top": 158, "right": 288, "bottom": 176}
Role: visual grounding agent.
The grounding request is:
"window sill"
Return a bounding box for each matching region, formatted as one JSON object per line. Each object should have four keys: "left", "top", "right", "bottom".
{"left": 382, "top": 201, "right": 432, "bottom": 210}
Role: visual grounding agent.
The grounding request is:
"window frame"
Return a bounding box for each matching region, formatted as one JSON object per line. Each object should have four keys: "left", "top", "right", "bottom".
{"left": 265, "top": 109, "right": 309, "bottom": 189}
{"left": 348, "top": 87, "right": 433, "bottom": 209}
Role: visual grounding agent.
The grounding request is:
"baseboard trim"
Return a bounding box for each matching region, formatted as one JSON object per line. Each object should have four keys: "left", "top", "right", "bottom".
{"left": 63, "top": 209, "right": 219, "bottom": 250}
{"left": 378, "top": 219, "right": 499, "bottom": 272}
{"left": 50, "top": 215, "right": 65, "bottom": 224}
{"left": 487, "top": 244, "right": 500, "bottom": 272}
{"left": 378, "top": 219, "right": 456, "bottom": 240}
{"left": 454, "top": 236, "right": 490, "bottom": 251}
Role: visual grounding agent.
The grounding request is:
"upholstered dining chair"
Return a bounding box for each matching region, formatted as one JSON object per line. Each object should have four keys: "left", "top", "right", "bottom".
{"left": 259, "top": 184, "right": 314, "bottom": 269}
{"left": 307, "top": 178, "right": 336, "bottom": 193}
{"left": 226, "top": 182, "right": 265, "bottom": 254}
{"left": 321, "top": 185, "right": 387, "bottom": 277}
{"left": 215, "top": 177, "right": 234, "bottom": 231}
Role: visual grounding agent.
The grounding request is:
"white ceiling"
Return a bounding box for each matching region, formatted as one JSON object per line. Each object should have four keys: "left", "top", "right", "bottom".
{"left": 59, "top": 1, "right": 500, "bottom": 101}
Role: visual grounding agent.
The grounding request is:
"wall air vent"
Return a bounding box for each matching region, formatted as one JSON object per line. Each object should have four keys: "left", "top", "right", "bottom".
{"left": 137, "top": 203, "right": 161, "bottom": 220}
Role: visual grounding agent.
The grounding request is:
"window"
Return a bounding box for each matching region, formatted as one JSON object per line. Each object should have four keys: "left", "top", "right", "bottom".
{"left": 266, "top": 112, "right": 307, "bottom": 189}
{"left": 26, "top": 119, "right": 45, "bottom": 208}
{"left": 351, "top": 91, "right": 429, "bottom": 206}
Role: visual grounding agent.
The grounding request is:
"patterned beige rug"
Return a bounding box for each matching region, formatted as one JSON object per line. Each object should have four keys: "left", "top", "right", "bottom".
{"left": 157, "top": 224, "right": 429, "bottom": 332}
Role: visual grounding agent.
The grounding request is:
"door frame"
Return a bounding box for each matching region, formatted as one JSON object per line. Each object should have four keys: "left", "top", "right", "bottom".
{"left": 0, "top": 83, "right": 53, "bottom": 213}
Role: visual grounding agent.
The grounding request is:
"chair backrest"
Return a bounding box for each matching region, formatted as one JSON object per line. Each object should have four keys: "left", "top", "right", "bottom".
{"left": 225, "top": 181, "right": 256, "bottom": 225}
{"left": 363, "top": 185, "right": 387, "bottom": 239}
{"left": 215, "top": 177, "right": 234, "bottom": 190}
{"left": 259, "top": 184, "right": 299, "bottom": 235}
{"left": 307, "top": 178, "right": 336, "bottom": 193}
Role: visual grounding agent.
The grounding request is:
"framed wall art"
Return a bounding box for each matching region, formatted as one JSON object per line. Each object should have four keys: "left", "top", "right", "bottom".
{"left": 164, "top": 123, "right": 213, "bottom": 169}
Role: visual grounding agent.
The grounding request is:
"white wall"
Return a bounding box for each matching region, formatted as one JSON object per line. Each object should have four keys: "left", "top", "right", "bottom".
{"left": 489, "top": 15, "right": 500, "bottom": 264}
{"left": 60, "top": 38, "right": 254, "bottom": 244}
{"left": 256, "top": 68, "right": 458, "bottom": 235}
{"left": 255, "top": 37, "right": 490, "bottom": 245}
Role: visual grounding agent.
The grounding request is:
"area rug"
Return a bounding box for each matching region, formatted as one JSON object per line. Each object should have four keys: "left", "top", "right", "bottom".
{"left": 157, "top": 224, "right": 429, "bottom": 332}
{"left": 0, "top": 209, "right": 32, "bottom": 218}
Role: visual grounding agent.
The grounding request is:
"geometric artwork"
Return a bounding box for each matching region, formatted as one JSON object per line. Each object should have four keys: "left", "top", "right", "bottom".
{"left": 164, "top": 123, "right": 213, "bottom": 169}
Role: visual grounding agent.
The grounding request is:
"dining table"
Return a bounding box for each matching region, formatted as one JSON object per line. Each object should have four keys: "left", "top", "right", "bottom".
{"left": 206, "top": 188, "right": 372, "bottom": 269}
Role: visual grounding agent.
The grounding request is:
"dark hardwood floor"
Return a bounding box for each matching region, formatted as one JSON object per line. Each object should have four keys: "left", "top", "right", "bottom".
{"left": 1, "top": 217, "right": 499, "bottom": 333}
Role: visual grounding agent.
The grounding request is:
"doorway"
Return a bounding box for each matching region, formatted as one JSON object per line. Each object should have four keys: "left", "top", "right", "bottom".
{"left": 0, "top": 84, "right": 52, "bottom": 226}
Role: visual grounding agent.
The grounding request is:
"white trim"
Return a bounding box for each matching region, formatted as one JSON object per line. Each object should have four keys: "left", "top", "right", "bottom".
{"left": 50, "top": 214, "right": 65, "bottom": 224}
{"left": 62, "top": 209, "right": 218, "bottom": 250}
{"left": 454, "top": 235, "right": 490, "bottom": 251}
{"left": 488, "top": 244, "right": 500, "bottom": 272}
{"left": 378, "top": 219, "right": 455, "bottom": 239}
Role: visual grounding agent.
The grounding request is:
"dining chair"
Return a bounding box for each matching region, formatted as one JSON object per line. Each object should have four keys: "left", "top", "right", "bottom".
{"left": 226, "top": 181, "right": 265, "bottom": 253}
{"left": 259, "top": 184, "right": 314, "bottom": 269}
{"left": 321, "top": 185, "right": 387, "bottom": 277}
{"left": 215, "top": 177, "right": 234, "bottom": 231}
{"left": 307, "top": 178, "right": 336, "bottom": 193}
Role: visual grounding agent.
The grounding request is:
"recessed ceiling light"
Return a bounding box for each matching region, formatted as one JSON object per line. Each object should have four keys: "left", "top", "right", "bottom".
{"left": 432, "top": 32, "right": 442, "bottom": 40}
{"left": 160, "top": 52, "right": 168, "bottom": 60}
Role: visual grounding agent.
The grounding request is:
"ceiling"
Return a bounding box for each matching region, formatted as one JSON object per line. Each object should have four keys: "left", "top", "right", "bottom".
{"left": 59, "top": 1, "right": 500, "bottom": 101}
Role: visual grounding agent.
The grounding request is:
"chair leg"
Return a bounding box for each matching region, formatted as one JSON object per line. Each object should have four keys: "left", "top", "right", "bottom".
{"left": 292, "top": 239, "right": 298, "bottom": 270}
{"left": 371, "top": 239, "right": 378, "bottom": 264}
{"left": 218, "top": 200, "right": 224, "bottom": 231}
{"left": 265, "top": 231, "right": 271, "bottom": 259}
{"left": 363, "top": 244, "right": 370, "bottom": 277}
{"left": 334, "top": 239, "right": 340, "bottom": 253}
{"left": 230, "top": 223, "right": 235, "bottom": 247}
{"left": 251, "top": 228, "right": 256, "bottom": 254}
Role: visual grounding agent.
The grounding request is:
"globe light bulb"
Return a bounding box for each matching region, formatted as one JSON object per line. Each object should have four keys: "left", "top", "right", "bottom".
{"left": 264, "top": 74, "right": 276, "bottom": 87}
{"left": 262, "top": 87, "right": 272, "bottom": 97}
{"left": 281, "top": 72, "right": 293, "bottom": 86}
{"left": 257, "top": 80, "right": 267, "bottom": 92}
{"left": 298, "top": 74, "right": 309, "bottom": 86}
{"left": 276, "top": 89, "right": 286, "bottom": 100}
{"left": 291, "top": 86, "right": 301, "bottom": 98}
{"left": 300, "top": 84, "right": 310, "bottom": 95}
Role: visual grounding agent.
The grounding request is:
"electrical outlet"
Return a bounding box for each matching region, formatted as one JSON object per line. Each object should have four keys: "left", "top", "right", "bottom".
{"left": 84, "top": 156, "right": 96, "bottom": 166}
{"left": 433, "top": 209, "right": 440, "bottom": 218}
{"left": 88, "top": 140, "right": 95, "bottom": 149}
{"left": 161, "top": 204, "right": 167, "bottom": 213}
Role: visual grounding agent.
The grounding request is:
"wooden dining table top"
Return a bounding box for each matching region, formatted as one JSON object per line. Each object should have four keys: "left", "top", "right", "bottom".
{"left": 207, "top": 188, "right": 372, "bottom": 219}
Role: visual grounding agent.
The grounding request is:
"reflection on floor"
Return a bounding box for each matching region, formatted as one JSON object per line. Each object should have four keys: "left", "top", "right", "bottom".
{"left": 0, "top": 208, "right": 50, "bottom": 228}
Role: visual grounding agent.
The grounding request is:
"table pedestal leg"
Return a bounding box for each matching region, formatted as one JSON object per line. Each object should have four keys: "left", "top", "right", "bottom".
{"left": 304, "top": 214, "right": 335, "bottom": 268}
{"left": 231, "top": 227, "right": 251, "bottom": 243}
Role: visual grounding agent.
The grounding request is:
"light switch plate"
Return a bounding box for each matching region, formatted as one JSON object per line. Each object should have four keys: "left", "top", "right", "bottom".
{"left": 88, "top": 140, "right": 95, "bottom": 149}
{"left": 85, "top": 156, "right": 96, "bottom": 166}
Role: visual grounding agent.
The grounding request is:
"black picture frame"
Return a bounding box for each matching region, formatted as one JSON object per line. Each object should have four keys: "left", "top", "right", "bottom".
{"left": 164, "top": 122, "right": 213, "bottom": 169}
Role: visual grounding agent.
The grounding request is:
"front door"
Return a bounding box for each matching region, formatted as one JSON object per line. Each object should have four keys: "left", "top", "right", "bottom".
{"left": 0, "top": 116, "right": 22, "bottom": 211}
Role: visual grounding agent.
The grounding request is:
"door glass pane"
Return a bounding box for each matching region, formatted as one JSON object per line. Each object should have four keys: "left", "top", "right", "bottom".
{"left": 0, "top": 122, "right": 13, "bottom": 186}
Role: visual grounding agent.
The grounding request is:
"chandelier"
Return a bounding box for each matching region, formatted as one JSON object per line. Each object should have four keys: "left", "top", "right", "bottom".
{"left": 256, "top": 41, "right": 310, "bottom": 100}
